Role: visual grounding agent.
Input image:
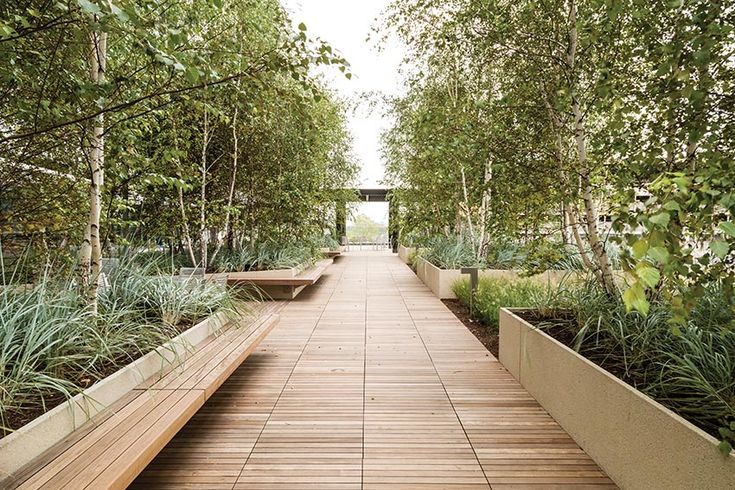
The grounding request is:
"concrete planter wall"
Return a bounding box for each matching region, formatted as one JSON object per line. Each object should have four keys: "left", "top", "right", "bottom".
{"left": 226, "top": 262, "right": 306, "bottom": 280}
{"left": 397, "top": 245, "right": 415, "bottom": 264}
{"left": 0, "top": 311, "right": 233, "bottom": 477}
{"left": 499, "top": 309, "right": 735, "bottom": 490}
{"left": 415, "top": 257, "right": 575, "bottom": 299}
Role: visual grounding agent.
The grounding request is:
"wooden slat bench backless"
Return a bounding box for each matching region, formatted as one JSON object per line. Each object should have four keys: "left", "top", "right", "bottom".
{"left": 4, "top": 304, "right": 281, "bottom": 490}
{"left": 225, "top": 258, "right": 333, "bottom": 299}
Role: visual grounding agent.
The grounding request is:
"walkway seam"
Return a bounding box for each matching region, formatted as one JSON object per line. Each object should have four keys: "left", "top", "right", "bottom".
{"left": 229, "top": 264, "right": 348, "bottom": 490}
{"left": 361, "top": 255, "right": 368, "bottom": 490}
{"left": 387, "top": 262, "right": 494, "bottom": 490}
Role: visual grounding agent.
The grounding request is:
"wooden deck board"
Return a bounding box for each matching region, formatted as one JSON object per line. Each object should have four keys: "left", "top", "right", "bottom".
{"left": 132, "top": 253, "right": 615, "bottom": 489}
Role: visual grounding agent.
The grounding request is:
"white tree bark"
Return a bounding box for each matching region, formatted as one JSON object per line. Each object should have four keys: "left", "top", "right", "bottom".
{"left": 567, "top": 0, "right": 616, "bottom": 295}
{"left": 199, "top": 104, "right": 210, "bottom": 271}
{"left": 178, "top": 185, "right": 197, "bottom": 267}
{"left": 476, "top": 159, "right": 492, "bottom": 259}
{"left": 80, "top": 23, "right": 106, "bottom": 313}
{"left": 210, "top": 104, "right": 239, "bottom": 265}
{"left": 459, "top": 165, "right": 477, "bottom": 255}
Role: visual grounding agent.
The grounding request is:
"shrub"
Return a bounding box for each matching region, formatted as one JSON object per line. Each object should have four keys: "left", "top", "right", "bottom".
{"left": 0, "top": 259, "right": 237, "bottom": 434}
{"left": 453, "top": 276, "right": 549, "bottom": 328}
{"left": 420, "top": 235, "right": 479, "bottom": 269}
{"left": 535, "top": 279, "right": 735, "bottom": 444}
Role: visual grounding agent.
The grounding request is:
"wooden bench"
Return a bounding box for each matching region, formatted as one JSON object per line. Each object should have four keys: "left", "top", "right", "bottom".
{"left": 226, "top": 258, "right": 333, "bottom": 299}
{"left": 6, "top": 304, "right": 281, "bottom": 490}
{"left": 322, "top": 250, "right": 342, "bottom": 259}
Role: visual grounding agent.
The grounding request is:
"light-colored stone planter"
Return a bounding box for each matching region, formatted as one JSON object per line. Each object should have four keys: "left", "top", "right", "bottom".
{"left": 415, "top": 257, "right": 575, "bottom": 299}
{"left": 397, "top": 245, "right": 415, "bottom": 264}
{"left": 499, "top": 308, "right": 735, "bottom": 490}
{"left": 0, "top": 310, "right": 234, "bottom": 477}
{"left": 226, "top": 262, "right": 307, "bottom": 280}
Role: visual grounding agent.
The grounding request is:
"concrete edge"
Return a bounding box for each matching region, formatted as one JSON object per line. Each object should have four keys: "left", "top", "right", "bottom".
{"left": 498, "top": 308, "right": 735, "bottom": 490}
{"left": 0, "top": 310, "right": 235, "bottom": 477}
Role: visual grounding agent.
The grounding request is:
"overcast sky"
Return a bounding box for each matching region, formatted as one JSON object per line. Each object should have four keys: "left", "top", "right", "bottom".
{"left": 282, "top": 0, "right": 403, "bottom": 224}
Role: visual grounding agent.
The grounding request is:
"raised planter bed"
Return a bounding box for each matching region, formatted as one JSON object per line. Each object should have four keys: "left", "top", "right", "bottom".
{"left": 0, "top": 310, "right": 234, "bottom": 478}
{"left": 498, "top": 308, "right": 735, "bottom": 489}
{"left": 415, "top": 257, "right": 574, "bottom": 299}
{"left": 397, "top": 245, "right": 415, "bottom": 264}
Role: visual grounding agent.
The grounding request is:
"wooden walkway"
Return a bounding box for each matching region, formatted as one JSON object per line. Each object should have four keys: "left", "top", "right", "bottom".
{"left": 132, "top": 252, "right": 615, "bottom": 489}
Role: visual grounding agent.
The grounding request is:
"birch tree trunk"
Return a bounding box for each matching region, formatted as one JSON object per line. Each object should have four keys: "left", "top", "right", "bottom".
{"left": 459, "top": 165, "right": 477, "bottom": 255}
{"left": 476, "top": 159, "right": 492, "bottom": 259}
{"left": 199, "top": 104, "right": 210, "bottom": 271}
{"left": 178, "top": 186, "right": 197, "bottom": 267}
{"left": 79, "top": 23, "right": 107, "bottom": 313}
{"left": 566, "top": 0, "right": 616, "bottom": 295}
{"left": 210, "top": 104, "right": 239, "bottom": 265}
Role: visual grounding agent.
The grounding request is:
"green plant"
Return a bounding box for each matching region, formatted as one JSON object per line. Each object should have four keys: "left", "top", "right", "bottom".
{"left": 318, "top": 234, "right": 340, "bottom": 251}
{"left": 535, "top": 279, "right": 735, "bottom": 447}
{"left": 453, "top": 276, "right": 549, "bottom": 328}
{"left": 0, "top": 257, "right": 237, "bottom": 435}
{"left": 420, "top": 235, "right": 479, "bottom": 269}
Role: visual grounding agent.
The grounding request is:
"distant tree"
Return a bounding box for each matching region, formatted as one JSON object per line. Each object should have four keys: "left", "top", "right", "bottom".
{"left": 347, "top": 214, "right": 386, "bottom": 243}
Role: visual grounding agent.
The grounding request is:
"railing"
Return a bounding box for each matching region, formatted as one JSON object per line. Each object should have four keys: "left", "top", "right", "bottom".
{"left": 342, "top": 238, "right": 390, "bottom": 251}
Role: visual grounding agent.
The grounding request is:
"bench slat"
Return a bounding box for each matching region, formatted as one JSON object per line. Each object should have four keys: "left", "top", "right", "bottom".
{"left": 84, "top": 390, "right": 204, "bottom": 490}
{"left": 227, "top": 259, "right": 333, "bottom": 287}
{"left": 141, "top": 314, "right": 277, "bottom": 395}
{"left": 20, "top": 390, "right": 189, "bottom": 489}
{"left": 11, "top": 310, "right": 280, "bottom": 490}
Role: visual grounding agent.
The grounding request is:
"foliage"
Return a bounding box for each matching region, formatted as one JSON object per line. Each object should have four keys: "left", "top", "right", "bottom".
{"left": 535, "top": 279, "right": 735, "bottom": 448}
{"left": 419, "top": 234, "right": 479, "bottom": 269}
{"left": 318, "top": 234, "right": 340, "bottom": 251}
{"left": 347, "top": 214, "right": 386, "bottom": 244}
{"left": 382, "top": 0, "right": 735, "bottom": 315}
{"left": 0, "top": 259, "right": 235, "bottom": 434}
{"left": 0, "top": 0, "right": 358, "bottom": 297}
{"left": 453, "top": 277, "right": 549, "bottom": 328}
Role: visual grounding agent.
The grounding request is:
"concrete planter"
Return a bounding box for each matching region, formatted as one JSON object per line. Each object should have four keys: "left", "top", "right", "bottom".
{"left": 226, "top": 262, "right": 306, "bottom": 280}
{"left": 0, "top": 310, "right": 234, "bottom": 477}
{"left": 397, "top": 245, "right": 415, "bottom": 264}
{"left": 499, "top": 309, "right": 735, "bottom": 490}
{"left": 415, "top": 257, "right": 575, "bottom": 299}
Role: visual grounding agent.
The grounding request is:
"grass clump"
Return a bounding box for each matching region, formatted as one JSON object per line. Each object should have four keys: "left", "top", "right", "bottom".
{"left": 452, "top": 274, "right": 735, "bottom": 445}
{"left": 453, "top": 276, "right": 549, "bottom": 328}
{"left": 138, "top": 239, "right": 322, "bottom": 274}
{"left": 0, "top": 261, "right": 236, "bottom": 435}
{"left": 534, "top": 279, "right": 735, "bottom": 445}
{"left": 419, "top": 235, "right": 480, "bottom": 269}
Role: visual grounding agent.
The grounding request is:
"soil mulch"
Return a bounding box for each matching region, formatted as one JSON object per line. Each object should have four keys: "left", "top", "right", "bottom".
{"left": 442, "top": 299, "right": 499, "bottom": 358}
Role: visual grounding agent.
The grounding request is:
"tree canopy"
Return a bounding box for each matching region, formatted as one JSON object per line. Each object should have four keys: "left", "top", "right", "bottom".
{"left": 1, "top": 0, "right": 358, "bottom": 306}
{"left": 381, "top": 0, "right": 735, "bottom": 318}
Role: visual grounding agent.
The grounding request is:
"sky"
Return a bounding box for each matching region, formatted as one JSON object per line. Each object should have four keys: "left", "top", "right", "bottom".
{"left": 282, "top": 0, "right": 404, "bottom": 225}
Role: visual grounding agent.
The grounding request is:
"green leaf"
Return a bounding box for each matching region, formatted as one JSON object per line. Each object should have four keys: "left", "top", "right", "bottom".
{"left": 77, "top": 0, "right": 101, "bottom": 14}
{"left": 636, "top": 264, "right": 661, "bottom": 288}
{"left": 623, "top": 283, "right": 649, "bottom": 315}
{"left": 719, "top": 440, "right": 733, "bottom": 455}
{"left": 110, "top": 4, "right": 129, "bottom": 22}
{"left": 710, "top": 240, "right": 729, "bottom": 259}
{"left": 649, "top": 212, "right": 670, "bottom": 227}
{"left": 719, "top": 222, "right": 735, "bottom": 238}
{"left": 648, "top": 246, "right": 670, "bottom": 264}
{"left": 632, "top": 239, "right": 648, "bottom": 259}
{"left": 662, "top": 200, "right": 681, "bottom": 211}
{"left": 184, "top": 66, "right": 199, "bottom": 84}
{"left": 298, "top": 22, "right": 307, "bottom": 31}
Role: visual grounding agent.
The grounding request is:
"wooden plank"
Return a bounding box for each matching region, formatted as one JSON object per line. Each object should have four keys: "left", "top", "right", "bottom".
{"left": 131, "top": 253, "right": 616, "bottom": 489}
{"left": 227, "top": 259, "right": 333, "bottom": 287}
{"left": 12, "top": 307, "right": 280, "bottom": 490}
